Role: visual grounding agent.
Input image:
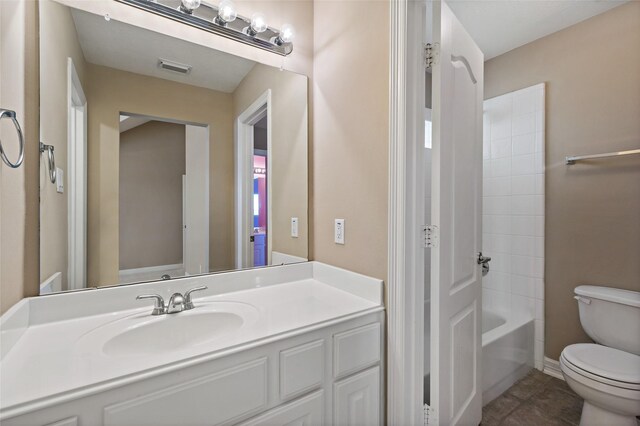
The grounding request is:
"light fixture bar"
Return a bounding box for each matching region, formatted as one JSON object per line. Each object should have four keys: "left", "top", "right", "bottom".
{"left": 115, "top": 0, "right": 293, "bottom": 56}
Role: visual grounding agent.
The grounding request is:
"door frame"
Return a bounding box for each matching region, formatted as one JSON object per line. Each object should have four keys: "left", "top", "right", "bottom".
{"left": 67, "top": 57, "right": 87, "bottom": 291}
{"left": 388, "top": 1, "right": 485, "bottom": 424}
{"left": 388, "top": 0, "right": 425, "bottom": 424}
{"left": 388, "top": 0, "right": 433, "bottom": 424}
{"left": 235, "top": 90, "right": 272, "bottom": 269}
{"left": 117, "top": 113, "right": 209, "bottom": 277}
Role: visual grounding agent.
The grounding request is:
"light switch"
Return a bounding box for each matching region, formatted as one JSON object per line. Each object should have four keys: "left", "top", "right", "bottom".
{"left": 291, "top": 217, "right": 298, "bottom": 238}
{"left": 56, "top": 168, "right": 64, "bottom": 193}
{"left": 335, "top": 219, "right": 345, "bottom": 245}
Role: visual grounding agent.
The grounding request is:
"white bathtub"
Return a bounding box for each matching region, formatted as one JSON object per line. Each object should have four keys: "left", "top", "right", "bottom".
{"left": 481, "top": 310, "right": 534, "bottom": 405}
{"left": 423, "top": 304, "right": 534, "bottom": 405}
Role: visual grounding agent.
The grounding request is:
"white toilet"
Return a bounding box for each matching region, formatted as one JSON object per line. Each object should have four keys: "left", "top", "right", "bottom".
{"left": 560, "top": 285, "right": 640, "bottom": 426}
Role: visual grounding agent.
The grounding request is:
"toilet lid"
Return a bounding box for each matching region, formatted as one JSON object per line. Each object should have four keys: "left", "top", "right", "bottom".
{"left": 562, "top": 344, "right": 640, "bottom": 387}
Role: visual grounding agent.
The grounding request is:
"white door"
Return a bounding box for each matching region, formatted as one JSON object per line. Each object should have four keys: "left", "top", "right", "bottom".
{"left": 430, "top": 1, "right": 484, "bottom": 425}
{"left": 184, "top": 124, "right": 209, "bottom": 275}
{"left": 235, "top": 90, "right": 271, "bottom": 269}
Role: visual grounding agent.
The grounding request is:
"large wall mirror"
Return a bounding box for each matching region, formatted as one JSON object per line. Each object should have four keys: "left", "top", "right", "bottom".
{"left": 39, "top": 0, "right": 308, "bottom": 294}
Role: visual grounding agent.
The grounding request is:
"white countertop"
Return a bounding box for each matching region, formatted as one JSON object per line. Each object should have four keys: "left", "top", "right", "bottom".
{"left": 0, "top": 262, "right": 383, "bottom": 418}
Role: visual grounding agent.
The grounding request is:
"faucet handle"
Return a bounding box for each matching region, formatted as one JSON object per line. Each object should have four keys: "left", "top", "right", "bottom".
{"left": 184, "top": 286, "right": 208, "bottom": 310}
{"left": 136, "top": 294, "right": 166, "bottom": 315}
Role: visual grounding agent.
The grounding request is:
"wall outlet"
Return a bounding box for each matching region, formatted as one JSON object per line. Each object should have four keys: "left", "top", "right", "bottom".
{"left": 334, "top": 219, "right": 345, "bottom": 244}
{"left": 55, "top": 168, "right": 64, "bottom": 193}
{"left": 291, "top": 217, "right": 298, "bottom": 238}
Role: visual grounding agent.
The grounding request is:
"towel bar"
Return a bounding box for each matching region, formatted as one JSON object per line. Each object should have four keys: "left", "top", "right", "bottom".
{"left": 0, "top": 109, "right": 25, "bottom": 168}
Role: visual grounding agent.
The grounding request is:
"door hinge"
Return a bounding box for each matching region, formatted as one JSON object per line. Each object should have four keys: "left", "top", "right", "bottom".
{"left": 425, "top": 43, "right": 439, "bottom": 69}
{"left": 424, "top": 404, "right": 437, "bottom": 425}
{"left": 423, "top": 225, "right": 438, "bottom": 248}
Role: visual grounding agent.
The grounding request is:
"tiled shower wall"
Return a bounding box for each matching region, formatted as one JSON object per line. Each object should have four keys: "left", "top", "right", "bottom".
{"left": 482, "top": 83, "right": 545, "bottom": 370}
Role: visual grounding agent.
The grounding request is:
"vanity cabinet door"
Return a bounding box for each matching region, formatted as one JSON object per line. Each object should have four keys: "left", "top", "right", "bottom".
{"left": 103, "top": 358, "right": 268, "bottom": 426}
{"left": 238, "top": 391, "right": 324, "bottom": 426}
{"left": 0, "top": 414, "right": 81, "bottom": 426}
{"left": 333, "top": 366, "right": 380, "bottom": 426}
{"left": 279, "top": 339, "right": 325, "bottom": 401}
{"left": 333, "top": 323, "right": 381, "bottom": 379}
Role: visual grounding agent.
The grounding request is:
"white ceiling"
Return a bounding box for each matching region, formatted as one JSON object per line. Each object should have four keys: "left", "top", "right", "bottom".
{"left": 447, "top": 0, "right": 628, "bottom": 60}
{"left": 71, "top": 9, "right": 256, "bottom": 93}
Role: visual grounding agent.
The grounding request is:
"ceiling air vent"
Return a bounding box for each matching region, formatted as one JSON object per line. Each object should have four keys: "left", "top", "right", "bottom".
{"left": 158, "top": 59, "right": 192, "bottom": 74}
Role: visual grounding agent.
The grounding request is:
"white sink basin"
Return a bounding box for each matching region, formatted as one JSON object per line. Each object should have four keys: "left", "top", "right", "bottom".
{"left": 104, "top": 311, "right": 244, "bottom": 356}
{"left": 76, "top": 302, "right": 259, "bottom": 357}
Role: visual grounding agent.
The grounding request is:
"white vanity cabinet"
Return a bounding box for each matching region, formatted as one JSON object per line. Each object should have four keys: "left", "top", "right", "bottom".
{"left": 3, "top": 312, "right": 384, "bottom": 426}
{"left": 1, "top": 262, "right": 384, "bottom": 425}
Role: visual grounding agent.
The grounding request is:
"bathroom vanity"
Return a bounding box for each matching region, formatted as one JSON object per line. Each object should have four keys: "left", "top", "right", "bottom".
{"left": 0, "top": 262, "right": 384, "bottom": 425}
{"left": 7, "top": 1, "right": 386, "bottom": 424}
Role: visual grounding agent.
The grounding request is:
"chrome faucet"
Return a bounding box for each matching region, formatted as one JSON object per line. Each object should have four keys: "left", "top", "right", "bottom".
{"left": 136, "top": 286, "right": 208, "bottom": 316}
{"left": 166, "top": 293, "right": 185, "bottom": 314}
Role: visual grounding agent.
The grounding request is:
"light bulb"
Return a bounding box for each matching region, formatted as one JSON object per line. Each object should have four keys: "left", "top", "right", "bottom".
{"left": 278, "top": 24, "right": 295, "bottom": 44}
{"left": 250, "top": 13, "right": 268, "bottom": 34}
{"left": 216, "top": 0, "right": 237, "bottom": 24}
{"left": 180, "top": 0, "right": 201, "bottom": 13}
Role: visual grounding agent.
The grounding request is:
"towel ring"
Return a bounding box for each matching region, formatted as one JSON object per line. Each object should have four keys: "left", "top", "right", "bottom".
{"left": 40, "top": 142, "right": 56, "bottom": 183}
{"left": 0, "top": 109, "right": 25, "bottom": 168}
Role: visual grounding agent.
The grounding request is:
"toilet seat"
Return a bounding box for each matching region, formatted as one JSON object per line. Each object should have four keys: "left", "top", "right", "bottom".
{"left": 561, "top": 344, "right": 640, "bottom": 391}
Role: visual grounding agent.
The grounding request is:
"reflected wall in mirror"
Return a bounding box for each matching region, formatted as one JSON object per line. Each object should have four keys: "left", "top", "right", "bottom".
{"left": 39, "top": 0, "right": 308, "bottom": 294}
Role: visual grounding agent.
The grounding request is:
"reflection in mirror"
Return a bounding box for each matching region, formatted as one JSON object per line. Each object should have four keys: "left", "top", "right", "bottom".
{"left": 118, "top": 115, "right": 210, "bottom": 284}
{"left": 39, "top": 0, "right": 308, "bottom": 294}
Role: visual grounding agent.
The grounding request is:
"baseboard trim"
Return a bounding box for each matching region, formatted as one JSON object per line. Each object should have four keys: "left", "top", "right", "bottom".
{"left": 543, "top": 356, "right": 564, "bottom": 380}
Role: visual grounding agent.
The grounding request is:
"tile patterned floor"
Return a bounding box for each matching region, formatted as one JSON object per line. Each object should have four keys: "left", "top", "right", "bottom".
{"left": 482, "top": 369, "right": 584, "bottom": 426}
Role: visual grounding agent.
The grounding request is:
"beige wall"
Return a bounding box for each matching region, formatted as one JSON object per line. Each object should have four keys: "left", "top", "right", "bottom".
{"left": 0, "top": 0, "right": 39, "bottom": 314}
{"left": 485, "top": 2, "right": 640, "bottom": 359}
{"left": 233, "top": 64, "right": 309, "bottom": 260}
{"left": 311, "top": 1, "right": 389, "bottom": 281}
{"left": 39, "top": 0, "right": 87, "bottom": 290}
{"left": 119, "top": 121, "right": 186, "bottom": 270}
{"left": 86, "top": 64, "right": 235, "bottom": 286}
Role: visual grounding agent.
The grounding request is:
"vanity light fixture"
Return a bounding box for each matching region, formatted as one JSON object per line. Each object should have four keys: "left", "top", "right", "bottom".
{"left": 179, "top": 0, "right": 201, "bottom": 14}
{"left": 248, "top": 13, "right": 268, "bottom": 36}
{"left": 116, "top": 0, "right": 294, "bottom": 56}
{"left": 274, "top": 23, "right": 295, "bottom": 45}
{"left": 214, "top": 0, "right": 237, "bottom": 26}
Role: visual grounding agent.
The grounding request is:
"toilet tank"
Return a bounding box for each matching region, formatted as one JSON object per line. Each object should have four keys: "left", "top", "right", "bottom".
{"left": 574, "top": 285, "right": 640, "bottom": 356}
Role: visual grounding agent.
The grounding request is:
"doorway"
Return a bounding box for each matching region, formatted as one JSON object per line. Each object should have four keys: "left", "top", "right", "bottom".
{"left": 235, "top": 90, "right": 272, "bottom": 269}
{"left": 118, "top": 114, "right": 209, "bottom": 283}
{"left": 388, "top": 1, "right": 485, "bottom": 424}
{"left": 252, "top": 116, "right": 268, "bottom": 267}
